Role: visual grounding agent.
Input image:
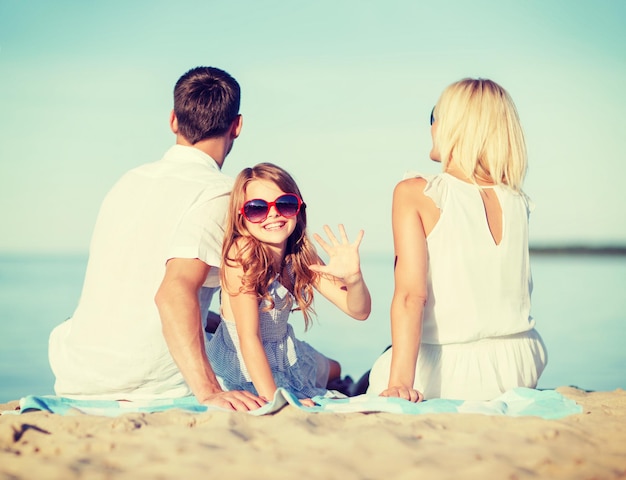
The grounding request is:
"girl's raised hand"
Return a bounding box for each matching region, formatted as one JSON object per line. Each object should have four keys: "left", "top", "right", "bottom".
{"left": 309, "top": 224, "right": 364, "bottom": 285}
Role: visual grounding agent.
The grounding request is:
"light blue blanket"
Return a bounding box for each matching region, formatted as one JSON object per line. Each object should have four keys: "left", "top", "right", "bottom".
{"left": 8, "top": 388, "right": 581, "bottom": 419}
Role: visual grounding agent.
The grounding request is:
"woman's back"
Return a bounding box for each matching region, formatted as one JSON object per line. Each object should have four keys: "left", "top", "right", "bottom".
{"left": 418, "top": 172, "right": 535, "bottom": 344}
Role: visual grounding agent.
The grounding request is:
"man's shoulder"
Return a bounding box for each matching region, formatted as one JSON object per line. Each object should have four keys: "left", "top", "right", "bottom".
{"left": 127, "top": 153, "right": 234, "bottom": 188}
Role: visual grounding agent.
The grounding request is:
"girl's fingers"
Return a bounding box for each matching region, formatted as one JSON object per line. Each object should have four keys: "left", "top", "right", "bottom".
{"left": 323, "top": 225, "right": 339, "bottom": 245}
{"left": 313, "top": 233, "right": 331, "bottom": 253}
{"left": 351, "top": 229, "right": 364, "bottom": 248}
{"left": 300, "top": 398, "right": 316, "bottom": 407}
{"left": 308, "top": 264, "right": 326, "bottom": 274}
{"left": 315, "top": 226, "right": 365, "bottom": 255}
{"left": 338, "top": 224, "right": 349, "bottom": 244}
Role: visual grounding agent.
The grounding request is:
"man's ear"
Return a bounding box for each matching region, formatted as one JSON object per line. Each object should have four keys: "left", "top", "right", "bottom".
{"left": 231, "top": 114, "right": 243, "bottom": 139}
{"left": 169, "top": 110, "right": 179, "bottom": 134}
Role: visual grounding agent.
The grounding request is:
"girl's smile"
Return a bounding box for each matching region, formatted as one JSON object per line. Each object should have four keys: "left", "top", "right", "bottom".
{"left": 263, "top": 220, "right": 288, "bottom": 231}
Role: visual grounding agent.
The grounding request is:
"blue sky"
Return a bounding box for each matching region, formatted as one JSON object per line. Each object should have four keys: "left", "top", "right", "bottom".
{"left": 1, "top": 0, "right": 625, "bottom": 253}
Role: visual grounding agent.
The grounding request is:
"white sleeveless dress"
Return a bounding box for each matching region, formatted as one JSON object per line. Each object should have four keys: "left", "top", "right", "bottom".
{"left": 367, "top": 173, "right": 547, "bottom": 400}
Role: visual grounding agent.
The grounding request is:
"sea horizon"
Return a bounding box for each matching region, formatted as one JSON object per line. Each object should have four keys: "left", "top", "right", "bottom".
{"left": 1, "top": 249, "right": 625, "bottom": 403}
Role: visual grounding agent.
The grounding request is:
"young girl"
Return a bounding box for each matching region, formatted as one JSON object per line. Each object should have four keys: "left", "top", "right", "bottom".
{"left": 367, "top": 78, "right": 547, "bottom": 402}
{"left": 207, "top": 163, "right": 371, "bottom": 404}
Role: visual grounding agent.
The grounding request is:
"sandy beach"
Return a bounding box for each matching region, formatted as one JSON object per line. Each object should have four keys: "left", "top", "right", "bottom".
{"left": 1, "top": 386, "right": 625, "bottom": 479}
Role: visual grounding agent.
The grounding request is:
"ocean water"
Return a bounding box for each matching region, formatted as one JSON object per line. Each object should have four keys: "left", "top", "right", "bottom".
{"left": 0, "top": 253, "right": 624, "bottom": 403}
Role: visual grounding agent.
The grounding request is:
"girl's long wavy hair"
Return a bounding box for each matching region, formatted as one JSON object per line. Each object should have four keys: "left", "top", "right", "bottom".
{"left": 221, "top": 163, "right": 319, "bottom": 329}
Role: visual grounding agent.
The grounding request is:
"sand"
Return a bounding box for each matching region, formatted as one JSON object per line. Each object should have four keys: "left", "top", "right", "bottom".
{"left": 1, "top": 386, "right": 625, "bottom": 479}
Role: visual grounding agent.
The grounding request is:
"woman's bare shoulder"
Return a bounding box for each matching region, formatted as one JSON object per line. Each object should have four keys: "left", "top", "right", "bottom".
{"left": 394, "top": 177, "right": 429, "bottom": 201}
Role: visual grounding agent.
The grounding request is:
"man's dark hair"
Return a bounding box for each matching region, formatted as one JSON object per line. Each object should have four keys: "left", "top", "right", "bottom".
{"left": 173, "top": 66, "right": 241, "bottom": 144}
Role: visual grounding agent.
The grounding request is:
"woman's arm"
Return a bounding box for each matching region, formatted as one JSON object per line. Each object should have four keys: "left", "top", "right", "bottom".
{"left": 380, "top": 178, "right": 430, "bottom": 402}
{"left": 223, "top": 260, "right": 278, "bottom": 402}
{"left": 309, "top": 224, "right": 371, "bottom": 320}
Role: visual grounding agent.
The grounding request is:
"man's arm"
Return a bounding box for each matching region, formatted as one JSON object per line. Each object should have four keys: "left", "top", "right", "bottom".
{"left": 154, "top": 258, "right": 265, "bottom": 411}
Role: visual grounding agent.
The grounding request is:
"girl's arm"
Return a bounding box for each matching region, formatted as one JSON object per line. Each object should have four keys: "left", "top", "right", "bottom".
{"left": 379, "top": 178, "right": 430, "bottom": 402}
{"left": 309, "top": 224, "right": 371, "bottom": 320}
{"left": 223, "top": 259, "right": 278, "bottom": 402}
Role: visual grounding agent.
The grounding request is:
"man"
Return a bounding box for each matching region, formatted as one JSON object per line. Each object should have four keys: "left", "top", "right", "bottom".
{"left": 49, "top": 66, "right": 264, "bottom": 411}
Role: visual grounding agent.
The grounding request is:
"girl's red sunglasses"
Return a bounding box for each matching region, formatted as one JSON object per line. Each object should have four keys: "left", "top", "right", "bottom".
{"left": 240, "top": 193, "right": 304, "bottom": 223}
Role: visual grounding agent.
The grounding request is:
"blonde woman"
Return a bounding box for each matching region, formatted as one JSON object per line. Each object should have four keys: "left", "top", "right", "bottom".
{"left": 368, "top": 78, "right": 547, "bottom": 401}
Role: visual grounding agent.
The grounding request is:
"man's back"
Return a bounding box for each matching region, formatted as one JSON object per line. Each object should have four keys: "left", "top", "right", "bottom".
{"left": 49, "top": 145, "right": 232, "bottom": 400}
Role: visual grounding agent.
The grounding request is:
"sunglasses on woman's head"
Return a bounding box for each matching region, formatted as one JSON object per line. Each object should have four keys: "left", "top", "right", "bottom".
{"left": 430, "top": 107, "right": 435, "bottom": 126}
{"left": 240, "top": 193, "right": 303, "bottom": 223}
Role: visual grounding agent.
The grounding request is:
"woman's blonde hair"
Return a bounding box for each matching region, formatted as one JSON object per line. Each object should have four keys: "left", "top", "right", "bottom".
{"left": 221, "top": 163, "right": 319, "bottom": 328}
{"left": 433, "top": 78, "right": 527, "bottom": 191}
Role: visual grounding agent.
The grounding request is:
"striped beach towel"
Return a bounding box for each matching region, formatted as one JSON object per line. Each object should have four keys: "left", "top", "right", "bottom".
{"left": 6, "top": 387, "right": 581, "bottom": 419}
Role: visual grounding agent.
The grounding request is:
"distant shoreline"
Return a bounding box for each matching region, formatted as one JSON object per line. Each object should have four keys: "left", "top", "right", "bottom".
{"left": 529, "top": 245, "right": 626, "bottom": 256}
{"left": 2, "top": 245, "right": 626, "bottom": 259}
